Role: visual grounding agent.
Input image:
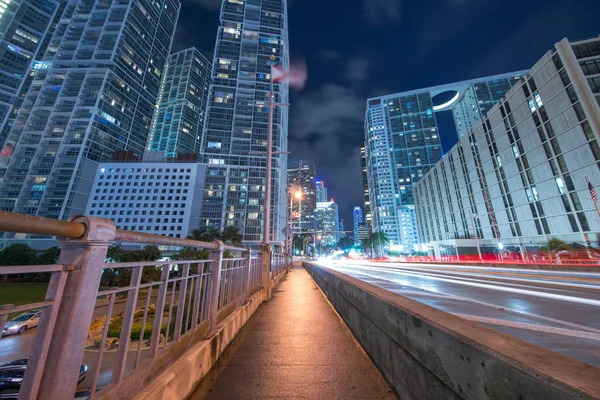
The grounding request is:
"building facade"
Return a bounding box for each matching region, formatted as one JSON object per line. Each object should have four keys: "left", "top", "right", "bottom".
{"left": 149, "top": 47, "right": 211, "bottom": 159}
{"left": 360, "top": 142, "right": 371, "bottom": 227}
{"left": 364, "top": 71, "right": 527, "bottom": 252}
{"left": 353, "top": 206, "right": 363, "bottom": 245}
{"left": 0, "top": 0, "right": 180, "bottom": 245}
{"left": 315, "top": 200, "right": 339, "bottom": 248}
{"left": 414, "top": 37, "right": 600, "bottom": 256}
{"left": 0, "top": 0, "right": 64, "bottom": 151}
{"left": 315, "top": 180, "right": 327, "bottom": 202}
{"left": 197, "top": 0, "right": 290, "bottom": 246}
{"left": 85, "top": 162, "right": 206, "bottom": 241}
{"left": 287, "top": 161, "right": 316, "bottom": 234}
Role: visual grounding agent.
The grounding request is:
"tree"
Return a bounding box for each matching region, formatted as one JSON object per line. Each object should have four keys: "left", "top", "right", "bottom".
{"left": 541, "top": 237, "right": 571, "bottom": 260}
{"left": 370, "top": 232, "right": 390, "bottom": 257}
{"left": 337, "top": 237, "right": 355, "bottom": 252}
{"left": 171, "top": 248, "right": 209, "bottom": 261}
{"left": 360, "top": 237, "right": 373, "bottom": 258}
{"left": 0, "top": 244, "right": 38, "bottom": 266}
{"left": 222, "top": 226, "right": 243, "bottom": 246}
{"left": 38, "top": 247, "right": 61, "bottom": 264}
{"left": 189, "top": 228, "right": 222, "bottom": 243}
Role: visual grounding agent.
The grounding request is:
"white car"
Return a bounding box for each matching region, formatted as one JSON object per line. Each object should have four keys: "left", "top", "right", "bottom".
{"left": 2, "top": 311, "right": 41, "bottom": 336}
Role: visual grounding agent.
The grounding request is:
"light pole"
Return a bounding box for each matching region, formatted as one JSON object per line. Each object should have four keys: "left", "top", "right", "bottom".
{"left": 470, "top": 213, "right": 482, "bottom": 260}
{"left": 288, "top": 189, "right": 302, "bottom": 257}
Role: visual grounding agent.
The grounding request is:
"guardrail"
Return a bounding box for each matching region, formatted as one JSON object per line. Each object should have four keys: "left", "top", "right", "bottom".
{"left": 0, "top": 212, "right": 289, "bottom": 400}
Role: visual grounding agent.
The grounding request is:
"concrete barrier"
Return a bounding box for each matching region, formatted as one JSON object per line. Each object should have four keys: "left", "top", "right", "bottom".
{"left": 304, "top": 262, "right": 600, "bottom": 400}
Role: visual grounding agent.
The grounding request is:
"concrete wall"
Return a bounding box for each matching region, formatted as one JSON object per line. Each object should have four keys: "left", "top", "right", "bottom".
{"left": 304, "top": 262, "right": 600, "bottom": 400}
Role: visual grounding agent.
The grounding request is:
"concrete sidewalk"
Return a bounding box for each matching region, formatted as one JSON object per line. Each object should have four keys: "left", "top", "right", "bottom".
{"left": 190, "top": 265, "right": 395, "bottom": 399}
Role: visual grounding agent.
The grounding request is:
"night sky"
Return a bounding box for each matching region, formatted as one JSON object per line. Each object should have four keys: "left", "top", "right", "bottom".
{"left": 174, "top": 0, "right": 599, "bottom": 227}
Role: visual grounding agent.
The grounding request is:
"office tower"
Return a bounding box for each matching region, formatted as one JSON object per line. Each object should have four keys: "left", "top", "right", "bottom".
{"left": 149, "top": 48, "right": 212, "bottom": 159}
{"left": 287, "top": 161, "right": 316, "bottom": 234}
{"left": 339, "top": 218, "right": 345, "bottom": 239}
{"left": 315, "top": 180, "right": 328, "bottom": 202}
{"left": 315, "top": 200, "right": 339, "bottom": 248}
{"left": 0, "top": 0, "right": 64, "bottom": 151}
{"left": 357, "top": 223, "right": 371, "bottom": 245}
{"left": 86, "top": 162, "right": 206, "bottom": 243}
{"left": 360, "top": 142, "right": 371, "bottom": 226}
{"left": 353, "top": 206, "right": 363, "bottom": 245}
{"left": 198, "top": 0, "right": 290, "bottom": 245}
{"left": 414, "top": 37, "right": 600, "bottom": 257}
{"left": 0, "top": 0, "right": 180, "bottom": 245}
{"left": 365, "top": 71, "right": 527, "bottom": 251}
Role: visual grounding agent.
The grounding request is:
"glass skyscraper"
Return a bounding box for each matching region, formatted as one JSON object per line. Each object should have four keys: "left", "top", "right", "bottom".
{"left": 287, "top": 161, "right": 316, "bottom": 234}
{"left": 149, "top": 47, "right": 212, "bottom": 159}
{"left": 353, "top": 206, "right": 362, "bottom": 245}
{"left": 365, "top": 72, "right": 527, "bottom": 251}
{"left": 0, "top": 0, "right": 64, "bottom": 151}
{"left": 0, "top": 0, "right": 180, "bottom": 242}
{"left": 198, "top": 0, "right": 289, "bottom": 245}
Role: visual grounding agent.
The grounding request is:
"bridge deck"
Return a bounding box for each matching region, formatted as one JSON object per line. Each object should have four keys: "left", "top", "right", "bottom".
{"left": 190, "top": 265, "right": 394, "bottom": 399}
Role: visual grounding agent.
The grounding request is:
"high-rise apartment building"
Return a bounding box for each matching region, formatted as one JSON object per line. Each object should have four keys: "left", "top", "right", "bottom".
{"left": 315, "top": 200, "right": 339, "bottom": 247}
{"left": 315, "top": 180, "right": 327, "bottom": 202}
{"left": 0, "top": 0, "right": 180, "bottom": 244}
{"left": 149, "top": 47, "right": 212, "bottom": 159}
{"left": 353, "top": 206, "right": 363, "bottom": 245}
{"left": 365, "top": 71, "right": 527, "bottom": 251}
{"left": 0, "top": 0, "right": 64, "bottom": 151}
{"left": 197, "top": 0, "right": 290, "bottom": 245}
{"left": 414, "top": 37, "right": 600, "bottom": 257}
{"left": 287, "top": 161, "right": 316, "bottom": 234}
{"left": 360, "top": 142, "right": 371, "bottom": 226}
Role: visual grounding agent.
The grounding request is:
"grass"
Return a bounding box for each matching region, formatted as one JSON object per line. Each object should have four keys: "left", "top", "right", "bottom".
{"left": 0, "top": 283, "right": 49, "bottom": 318}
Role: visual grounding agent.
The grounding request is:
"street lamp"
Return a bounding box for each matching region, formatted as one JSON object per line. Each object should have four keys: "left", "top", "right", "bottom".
{"left": 470, "top": 213, "right": 482, "bottom": 261}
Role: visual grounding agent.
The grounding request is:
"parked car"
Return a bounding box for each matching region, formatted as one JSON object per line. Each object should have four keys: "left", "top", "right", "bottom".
{"left": 2, "top": 311, "right": 41, "bottom": 336}
{"left": 0, "top": 359, "right": 87, "bottom": 399}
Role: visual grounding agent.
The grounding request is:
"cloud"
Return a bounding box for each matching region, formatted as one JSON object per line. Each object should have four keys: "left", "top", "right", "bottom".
{"left": 345, "top": 56, "right": 371, "bottom": 83}
{"left": 320, "top": 49, "right": 343, "bottom": 61}
{"left": 291, "top": 84, "right": 365, "bottom": 140}
{"left": 362, "top": 0, "right": 402, "bottom": 28}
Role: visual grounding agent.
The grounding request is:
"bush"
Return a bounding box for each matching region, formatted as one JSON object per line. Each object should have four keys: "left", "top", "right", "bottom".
{"left": 107, "top": 321, "right": 167, "bottom": 341}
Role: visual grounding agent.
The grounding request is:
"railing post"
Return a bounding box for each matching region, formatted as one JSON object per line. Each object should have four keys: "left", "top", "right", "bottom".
{"left": 207, "top": 240, "right": 224, "bottom": 336}
{"left": 261, "top": 244, "right": 272, "bottom": 299}
{"left": 243, "top": 247, "right": 252, "bottom": 302}
{"left": 26, "top": 215, "right": 115, "bottom": 400}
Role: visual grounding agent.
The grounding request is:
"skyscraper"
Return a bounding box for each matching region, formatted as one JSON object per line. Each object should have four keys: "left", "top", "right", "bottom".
{"left": 315, "top": 180, "right": 328, "bottom": 202}
{"left": 287, "top": 161, "right": 316, "bottom": 234}
{"left": 360, "top": 142, "right": 371, "bottom": 226}
{"left": 414, "top": 37, "right": 600, "bottom": 257}
{"left": 149, "top": 48, "right": 212, "bottom": 159}
{"left": 0, "top": 0, "right": 64, "bottom": 151}
{"left": 315, "top": 200, "right": 339, "bottom": 248}
{"left": 197, "top": 0, "right": 290, "bottom": 245}
{"left": 0, "top": 0, "right": 180, "bottom": 244}
{"left": 353, "top": 206, "right": 363, "bottom": 245}
{"left": 365, "top": 71, "right": 527, "bottom": 251}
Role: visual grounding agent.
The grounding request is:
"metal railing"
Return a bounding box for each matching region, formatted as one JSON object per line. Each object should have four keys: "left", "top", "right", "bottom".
{"left": 0, "top": 212, "right": 289, "bottom": 400}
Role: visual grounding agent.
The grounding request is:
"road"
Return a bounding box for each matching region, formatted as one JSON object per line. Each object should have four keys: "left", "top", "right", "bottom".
{"left": 318, "top": 260, "right": 600, "bottom": 367}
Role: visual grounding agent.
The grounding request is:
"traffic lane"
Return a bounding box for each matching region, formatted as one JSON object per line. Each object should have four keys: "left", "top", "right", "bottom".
{"left": 370, "top": 265, "right": 600, "bottom": 302}
{"left": 349, "top": 262, "right": 600, "bottom": 296}
{"left": 327, "top": 263, "right": 600, "bottom": 330}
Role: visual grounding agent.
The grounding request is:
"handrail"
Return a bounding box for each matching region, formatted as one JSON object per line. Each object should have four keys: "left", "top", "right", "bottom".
{"left": 0, "top": 211, "right": 86, "bottom": 239}
{"left": 0, "top": 211, "right": 246, "bottom": 252}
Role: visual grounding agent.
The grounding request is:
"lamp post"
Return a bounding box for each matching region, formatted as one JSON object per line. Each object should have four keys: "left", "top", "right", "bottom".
{"left": 470, "top": 213, "right": 482, "bottom": 261}
{"left": 288, "top": 189, "right": 302, "bottom": 258}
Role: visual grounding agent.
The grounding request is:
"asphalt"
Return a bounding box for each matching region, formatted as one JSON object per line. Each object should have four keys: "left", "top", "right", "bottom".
{"left": 190, "top": 265, "right": 395, "bottom": 400}
{"left": 319, "top": 260, "right": 600, "bottom": 367}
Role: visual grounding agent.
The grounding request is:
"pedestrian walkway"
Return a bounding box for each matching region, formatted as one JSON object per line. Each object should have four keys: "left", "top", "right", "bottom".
{"left": 191, "top": 265, "right": 395, "bottom": 399}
